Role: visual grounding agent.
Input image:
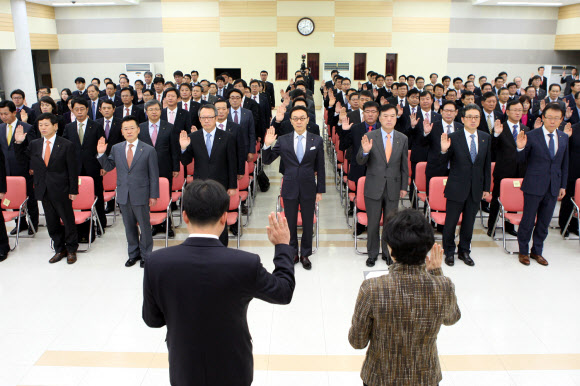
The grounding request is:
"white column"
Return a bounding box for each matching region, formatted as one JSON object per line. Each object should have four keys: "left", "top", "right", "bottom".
{"left": 0, "top": 0, "right": 36, "bottom": 104}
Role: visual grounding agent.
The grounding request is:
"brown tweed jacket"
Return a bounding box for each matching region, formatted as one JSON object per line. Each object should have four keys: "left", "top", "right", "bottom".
{"left": 349, "top": 263, "right": 461, "bottom": 386}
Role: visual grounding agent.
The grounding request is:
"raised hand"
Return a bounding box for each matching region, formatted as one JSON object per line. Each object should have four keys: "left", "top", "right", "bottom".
{"left": 20, "top": 110, "right": 28, "bottom": 123}
{"left": 396, "top": 104, "right": 403, "bottom": 116}
{"left": 358, "top": 81, "right": 362, "bottom": 89}
{"left": 96, "top": 136, "right": 107, "bottom": 154}
{"left": 373, "top": 88, "right": 378, "bottom": 99}
{"left": 441, "top": 133, "right": 451, "bottom": 153}
{"left": 13, "top": 125, "right": 26, "bottom": 144}
{"left": 516, "top": 130, "right": 527, "bottom": 149}
{"left": 283, "top": 91, "right": 290, "bottom": 106}
{"left": 426, "top": 243, "right": 443, "bottom": 271}
{"left": 565, "top": 99, "right": 570, "bottom": 109}
{"left": 361, "top": 135, "right": 373, "bottom": 153}
{"left": 190, "top": 125, "right": 198, "bottom": 133}
{"left": 275, "top": 104, "right": 286, "bottom": 122}
{"left": 566, "top": 107, "right": 573, "bottom": 120}
{"left": 335, "top": 101, "right": 342, "bottom": 112}
{"left": 342, "top": 117, "right": 353, "bottom": 131}
{"left": 434, "top": 99, "right": 440, "bottom": 112}
{"left": 279, "top": 89, "right": 285, "bottom": 97}
{"left": 179, "top": 130, "right": 191, "bottom": 150}
{"left": 564, "top": 122, "right": 573, "bottom": 137}
{"left": 410, "top": 113, "right": 419, "bottom": 128}
{"left": 493, "top": 119, "right": 503, "bottom": 135}
{"left": 539, "top": 99, "right": 546, "bottom": 112}
{"left": 534, "top": 117, "right": 543, "bottom": 129}
{"left": 266, "top": 212, "right": 290, "bottom": 246}
{"left": 362, "top": 83, "right": 368, "bottom": 91}
{"left": 328, "top": 92, "right": 336, "bottom": 107}
{"left": 264, "top": 126, "right": 277, "bottom": 147}
{"left": 339, "top": 106, "right": 347, "bottom": 122}
{"left": 380, "top": 96, "right": 387, "bottom": 105}
{"left": 423, "top": 120, "right": 433, "bottom": 135}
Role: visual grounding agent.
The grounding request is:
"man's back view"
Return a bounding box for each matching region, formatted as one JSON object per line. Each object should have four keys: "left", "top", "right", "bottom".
{"left": 143, "top": 180, "right": 295, "bottom": 385}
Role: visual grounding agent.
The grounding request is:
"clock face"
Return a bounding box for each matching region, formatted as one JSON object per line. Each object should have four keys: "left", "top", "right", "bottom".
{"left": 297, "top": 18, "right": 315, "bottom": 36}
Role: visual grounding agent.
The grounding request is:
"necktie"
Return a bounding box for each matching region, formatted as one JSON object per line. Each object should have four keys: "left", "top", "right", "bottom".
{"left": 253, "top": 96, "right": 257, "bottom": 102}
{"left": 44, "top": 140, "right": 51, "bottom": 166}
{"left": 184, "top": 103, "right": 188, "bottom": 111}
{"left": 368, "top": 125, "right": 373, "bottom": 132}
{"left": 78, "top": 122, "right": 84, "bottom": 145}
{"left": 7, "top": 124, "right": 12, "bottom": 144}
{"left": 412, "top": 107, "right": 416, "bottom": 115}
{"left": 469, "top": 134, "right": 477, "bottom": 163}
{"left": 447, "top": 124, "right": 452, "bottom": 134}
{"left": 234, "top": 110, "right": 239, "bottom": 124}
{"left": 127, "top": 143, "right": 133, "bottom": 167}
{"left": 296, "top": 135, "right": 304, "bottom": 163}
{"left": 486, "top": 115, "right": 492, "bottom": 133}
{"left": 399, "top": 100, "right": 403, "bottom": 108}
{"left": 548, "top": 133, "right": 555, "bottom": 159}
{"left": 512, "top": 125, "right": 518, "bottom": 142}
{"left": 105, "top": 120, "right": 110, "bottom": 139}
{"left": 92, "top": 101, "right": 97, "bottom": 120}
{"left": 157, "top": 94, "right": 161, "bottom": 101}
{"left": 425, "top": 113, "right": 430, "bottom": 124}
{"left": 169, "top": 111, "right": 175, "bottom": 124}
{"left": 385, "top": 133, "right": 392, "bottom": 162}
{"left": 219, "top": 123, "right": 224, "bottom": 131}
{"left": 125, "top": 107, "right": 130, "bottom": 117}
{"left": 206, "top": 133, "right": 212, "bottom": 157}
{"left": 151, "top": 123, "right": 158, "bottom": 146}
{"left": 501, "top": 105, "right": 506, "bottom": 114}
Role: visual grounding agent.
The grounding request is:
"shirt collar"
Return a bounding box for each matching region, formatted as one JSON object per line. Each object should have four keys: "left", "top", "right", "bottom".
{"left": 44, "top": 133, "right": 56, "bottom": 144}
{"left": 204, "top": 128, "right": 217, "bottom": 137}
{"left": 294, "top": 130, "right": 307, "bottom": 140}
{"left": 231, "top": 106, "right": 241, "bottom": 113}
{"left": 217, "top": 120, "right": 227, "bottom": 129}
{"left": 167, "top": 106, "right": 177, "bottom": 113}
{"left": 188, "top": 233, "right": 219, "bottom": 240}
{"left": 542, "top": 126, "right": 555, "bottom": 137}
{"left": 149, "top": 120, "right": 160, "bottom": 128}
{"left": 78, "top": 118, "right": 88, "bottom": 127}
{"left": 127, "top": 138, "right": 139, "bottom": 147}
{"left": 7, "top": 118, "right": 18, "bottom": 127}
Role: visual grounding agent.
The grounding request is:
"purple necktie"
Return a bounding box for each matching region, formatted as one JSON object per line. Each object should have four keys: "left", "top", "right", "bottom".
{"left": 105, "top": 120, "right": 110, "bottom": 139}
{"left": 234, "top": 110, "right": 239, "bottom": 124}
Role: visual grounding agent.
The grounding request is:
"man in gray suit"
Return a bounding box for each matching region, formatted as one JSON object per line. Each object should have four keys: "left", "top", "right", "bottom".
{"left": 97, "top": 116, "right": 159, "bottom": 268}
{"left": 357, "top": 104, "right": 409, "bottom": 267}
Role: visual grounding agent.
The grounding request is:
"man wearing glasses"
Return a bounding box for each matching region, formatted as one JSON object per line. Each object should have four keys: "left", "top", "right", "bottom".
{"left": 179, "top": 105, "right": 238, "bottom": 247}
{"left": 440, "top": 104, "right": 492, "bottom": 267}
{"left": 262, "top": 106, "right": 325, "bottom": 270}
{"left": 228, "top": 88, "right": 256, "bottom": 163}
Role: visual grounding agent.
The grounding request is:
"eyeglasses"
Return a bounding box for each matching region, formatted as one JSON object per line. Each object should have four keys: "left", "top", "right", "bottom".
{"left": 200, "top": 116, "right": 216, "bottom": 120}
{"left": 464, "top": 116, "right": 480, "bottom": 120}
{"left": 229, "top": 96, "right": 241, "bottom": 100}
{"left": 509, "top": 109, "right": 523, "bottom": 113}
{"left": 442, "top": 109, "right": 456, "bottom": 113}
{"left": 544, "top": 116, "right": 561, "bottom": 121}
{"left": 147, "top": 108, "right": 161, "bottom": 112}
{"left": 291, "top": 117, "right": 308, "bottom": 122}
{"left": 364, "top": 110, "right": 378, "bottom": 114}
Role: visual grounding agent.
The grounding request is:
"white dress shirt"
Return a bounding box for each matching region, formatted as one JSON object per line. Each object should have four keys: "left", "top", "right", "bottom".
{"left": 464, "top": 129, "right": 478, "bottom": 154}
{"left": 188, "top": 233, "right": 219, "bottom": 240}
{"left": 421, "top": 110, "right": 431, "bottom": 122}
{"left": 123, "top": 105, "right": 133, "bottom": 117}
{"left": 77, "top": 118, "right": 88, "bottom": 135}
{"left": 43, "top": 133, "right": 56, "bottom": 157}
{"left": 181, "top": 99, "right": 191, "bottom": 111}
{"left": 398, "top": 97, "right": 406, "bottom": 107}
{"left": 293, "top": 131, "right": 308, "bottom": 154}
{"left": 126, "top": 139, "right": 139, "bottom": 158}
{"left": 167, "top": 107, "right": 178, "bottom": 124}
{"left": 542, "top": 126, "right": 558, "bottom": 154}
{"left": 217, "top": 120, "right": 228, "bottom": 131}
{"left": 251, "top": 94, "right": 260, "bottom": 104}
{"left": 495, "top": 120, "right": 520, "bottom": 138}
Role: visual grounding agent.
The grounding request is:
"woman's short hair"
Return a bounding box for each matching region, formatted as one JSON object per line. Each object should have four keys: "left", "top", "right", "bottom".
{"left": 384, "top": 209, "right": 435, "bottom": 265}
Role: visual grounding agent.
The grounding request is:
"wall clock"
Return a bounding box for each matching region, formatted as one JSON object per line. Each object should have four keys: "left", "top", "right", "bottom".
{"left": 297, "top": 17, "right": 315, "bottom": 36}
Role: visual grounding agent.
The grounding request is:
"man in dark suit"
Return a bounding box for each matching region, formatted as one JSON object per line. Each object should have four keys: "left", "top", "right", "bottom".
{"left": 0, "top": 100, "right": 39, "bottom": 234}
{"left": 543, "top": 84, "right": 566, "bottom": 112}
{"left": 262, "top": 106, "right": 325, "bottom": 270}
{"left": 139, "top": 100, "right": 180, "bottom": 238}
{"left": 272, "top": 98, "right": 319, "bottom": 137}
{"left": 87, "top": 84, "right": 103, "bottom": 121}
{"left": 228, "top": 88, "right": 256, "bottom": 163}
{"left": 10, "top": 89, "right": 37, "bottom": 125}
{"left": 179, "top": 105, "right": 238, "bottom": 247}
{"left": 478, "top": 92, "right": 503, "bottom": 135}
{"left": 356, "top": 104, "right": 409, "bottom": 267}
{"left": 233, "top": 80, "right": 261, "bottom": 140}
{"left": 249, "top": 79, "right": 272, "bottom": 142}
{"left": 100, "top": 82, "right": 123, "bottom": 108}
{"left": 559, "top": 120, "right": 579, "bottom": 235}
{"left": 0, "top": 146, "right": 9, "bottom": 262}
{"left": 516, "top": 103, "right": 569, "bottom": 266}
{"left": 114, "top": 88, "right": 146, "bottom": 124}
{"left": 30, "top": 87, "right": 50, "bottom": 116}
{"left": 321, "top": 70, "right": 339, "bottom": 95}
{"left": 215, "top": 100, "right": 246, "bottom": 176}
{"left": 72, "top": 77, "right": 89, "bottom": 100}
{"left": 529, "top": 75, "right": 547, "bottom": 100}
{"left": 528, "top": 67, "right": 548, "bottom": 92}
{"left": 14, "top": 113, "right": 79, "bottom": 264}
{"left": 142, "top": 179, "right": 295, "bottom": 386}
{"left": 487, "top": 100, "right": 529, "bottom": 237}
{"left": 162, "top": 87, "right": 192, "bottom": 134}
{"left": 260, "top": 70, "right": 276, "bottom": 108}
{"left": 153, "top": 77, "right": 165, "bottom": 104}
{"left": 63, "top": 98, "right": 107, "bottom": 230}
{"left": 440, "top": 104, "right": 492, "bottom": 266}
{"left": 567, "top": 90, "right": 580, "bottom": 125}
{"left": 561, "top": 68, "right": 579, "bottom": 96}
{"left": 177, "top": 83, "right": 198, "bottom": 128}
{"left": 96, "top": 100, "right": 123, "bottom": 156}
{"left": 98, "top": 116, "right": 159, "bottom": 268}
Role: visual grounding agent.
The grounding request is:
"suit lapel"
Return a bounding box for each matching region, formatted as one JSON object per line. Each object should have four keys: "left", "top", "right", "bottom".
{"left": 129, "top": 141, "right": 145, "bottom": 170}
{"left": 47, "top": 136, "right": 62, "bottom": 166}
{"left": 373, "top": 129, "right": 388, "bottom": 164}
{"left": 286, "top": 134, "right": 299, "bottom": 163}
{"left": 476, "top": 133, "right": 486, "bottom": 164}
{"left": 210, "top": 130, "right": 222, "bottom": 162}
{"left": 0, "top": 124, "right": 7, "bottom": 149}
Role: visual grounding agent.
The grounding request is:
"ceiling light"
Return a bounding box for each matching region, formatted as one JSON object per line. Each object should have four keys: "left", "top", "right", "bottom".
{"left": 497, "top": 2, "right": 563, "bottom": 5}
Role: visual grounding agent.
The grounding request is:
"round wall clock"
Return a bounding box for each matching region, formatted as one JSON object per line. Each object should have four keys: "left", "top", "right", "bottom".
{"left": 297, "top": 17, "right": 315, "bottom": 36}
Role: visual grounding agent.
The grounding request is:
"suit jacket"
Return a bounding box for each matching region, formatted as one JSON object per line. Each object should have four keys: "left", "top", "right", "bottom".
{"left": 535, "top": 88, "right": 547, "bottom": 100}
{"left": 96, "top": 117, "right": 123, "bottom": 155}
{"left": 162, "top": 107, "right": 192, "bottom": 135}
{"left": 114, "top": 104, "right": 146, "bottom": 124}
{"left": 356, "top": 128, "right": 409, "bottom": 200}
{"left": 100, "top": 95, "right": 123, "bottom": 108}
{"left": 478, "top": 110, "right": 503, "bottom": 135}
{"left": 376, "top": 87, "right": 393, "bottom": 103}
{"left": 15, "top": 135, "right": 79, "bottom": 200}
{"left": 491, "top": 122, "right": 529, "bottom": 181}
{"left": 138, "top": 121, "right": 179, "bottom": 180}
{"left": 0, "top": 120, "right": 35, "bottom": 176}
{"left": 264, "top": 81, "right": 276, "bottom": 108}
{"left": 440, "top": 129, "right": 492, "bottom": 203}
{"left": 543, "top": 97, "right": 566, "bottom": 112}
{"left": 340, "top": 122, "right": 381, "bottom": 183}
{"left": 561, "top": 75, "right": 579, "bottom": 96}
{"left": 88, "top": 99, "right": 103, "bottom": 121}
{"left": 408, "top": 110, "right": 442, "bottom": 164}
{"left": 229, "top": 107, "right": 256, "bottom": 154}
{"left": 242, "top": 97, "right": 261, "bottom": 140}
{"left": 517, "top": 127, "right": 569, "bottom": 197}
{"left": 251, "top": 93, "right": 272, "bottom": 139}
{"left": 63, "top": 120, "right": 105, "bottom": 177}
{"left": 262, "top": 132, "right": 325, "bottom": 200}
{"left": 201, "top": 94, "right": 218, "bottom": 104}
{"left": 528, "top": 76, "right": 548, "bottom": 92}
{"left": 180, "top": 129, "right": 237, "bottom": 190}
{"left": 72, "top": 89, "right": 90, "bottom": 100}
{"left": 421, "top": 121, "right": 463, "bottom": 178}
{"left": 178, "top": 100, "right": 207, "bottom": 130}
{"left": 16, "top": 106, "right": 36, "bottom": 126}
{"left": 98, "top": 140, "right": 159, "bottom": 206}
{"left": 143, "top": 237, "right": 295, "bottom": 386}
{"left": 349, "top": 264, "right": 460, "bottom": 386}
{"left": 568, "top": 103, "right": 580, "bottom": 125}
{"left": 31, "top": 102, "right": 41, "bottom": 116}
{"left": 272, "top": 117, "right": 319, "bottom": 175}
{"left": 217, "top": 120, "right": 247, "bottom": 175}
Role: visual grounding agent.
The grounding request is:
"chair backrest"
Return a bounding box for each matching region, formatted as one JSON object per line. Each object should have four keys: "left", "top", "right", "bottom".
{"left": 172, "top": 164, "right": 185, "bottom": 191}
{"left": 150, "top": 177, "right": 171, "bottom": 212}
{"left": 343, "top": 158, "right": 350, "bottom": 174}
{"left": 356, "top": 177, "right": 366, "bottom": 211}
{"left": 2, "top": 176, "right": 27, "bottom": 210}
{"left": 415, "top": 162, "right": 427, "bottom": 192}
{"left": 428, "top": 177, "right": 447, "bottom": 212}
{"left": 336, "top": 148, "right": 344, "bottom": 163}
{"left": 500, "top": 178, "right": 524, "bottom": 212}
{"left": 237, "top": 162, "right": 251, "bottom": 190}
{"left": 74, "top": 176, "right": 95, "bottom": 210}
{"left": 575, "top": 178, "right": 580, "bottom": 203}
{"left": 229, "top": 190, "right": 240, "bottom": 210}
{"left": 408, "top": 150, "right": 412, "bottom": 178}
{"left": 102, "top": 168, "right": 117, "bottom": 191}
{"left": 489, "top": 162, "right": 495, "bottom": 193}
{"left": 186, "top": 159, "right": 194, "bottom": 177}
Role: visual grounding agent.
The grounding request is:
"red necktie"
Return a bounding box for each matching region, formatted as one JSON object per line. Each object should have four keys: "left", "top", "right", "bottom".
{"left": 184, "top": 103, "right": 188, "bottom": 111}
{"left": 125, "top": 108, "right": 130, "bottom": 116}
{"left": 368, "top": 125, "right": 373, "bottom": 132}
{"left": 502, "top": 105, "right": 506, "bottom": 114}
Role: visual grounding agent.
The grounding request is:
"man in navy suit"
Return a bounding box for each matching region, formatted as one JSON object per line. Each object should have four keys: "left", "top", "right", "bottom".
{"left": 516, "top": 103, "right": 569, "bottom": 266}
{"left": 87, "top": 84, "right": 103, "bottom": 121}
{"left": 228, "top": 88, "right": 256, "bottom": 163}
{"left": 10, "top": 89, "right": 37, "bottom": 125}
{"left": 72, "top": 77, "right": 90, "bottom": 100}
{"left": 162, "top": 87, "right": 192, "bottom": 134}
{"left": 142, "top": 180, "right": 295, "bottom": 386}
{"left": 114, "top": 88, "right": 146, "bottom": 124}
{"left": 262, "top": 106, "right": 325, "bottom": 270}
{"left": 260, "top": 70, "right": 276, "bottom": 108}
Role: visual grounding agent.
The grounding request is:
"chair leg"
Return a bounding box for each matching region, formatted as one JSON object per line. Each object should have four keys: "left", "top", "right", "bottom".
{"left": 237, "top": 202, "right": 241, "bottom": 249}
{"left": 11, "top": 216, "right": 21, "bottom": 251}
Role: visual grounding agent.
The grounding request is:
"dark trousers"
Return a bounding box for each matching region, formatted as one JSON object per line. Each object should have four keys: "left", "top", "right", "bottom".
{"left": 119, "top": 197, "right": 152, "bottom": 260}
{"left": 0, "top": 208, "right": 9, "bottom": 254}
{"left": 365, "top": 185, "right": 399, "bottom": 260}
{"left": 518, "top": 190, "right": 558, "bottom": 256}
{"left": 558, "top": 181, "right": 578, "bottom": 232}
{"left": 410, "top": 161, "right": 418, "bottom": 208}
{"left": 25, "top": 176, "right": 39, "bottom": 227}
{"left": 488, "top": 177, "right": 515, "bottom": 233}
{"left": 443, "top": 196, "right": 480, "bottom": 256}
{"left": 43, "top": 194, "right": 78, "bottom": 253}
{"left": 284, "top": 196, "right": 315, "bottom": 257}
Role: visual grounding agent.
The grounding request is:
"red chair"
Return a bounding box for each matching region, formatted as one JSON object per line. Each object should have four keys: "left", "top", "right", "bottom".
{"left": 479, "top": 162, "right": 495, "bottom": 228}
{"left": 340, "top": 158, "right": 350, "bottom": 212}
{"left": 498, "top": 178, "right": 526, "bottom": 254}
{"left": 426, "top": 177, "right": 462, "bottom": 240}
{"left": 561, "top": 178, "right": 580, "bottom": 245}
{"left": 171, "top": 164, "right": 186, "bottom": 227}
{"left": 185, "top": 160, "right": 194, "bottom": 184}
{"left": 67, "top": 176, "right": 103, "bottom": 252}
{"left": 2, "top": 176, "right": 35, "bottom": 250}
{"left": 227, "top": 190, "right": 242, "bottom": 248}
{"left": 346, "top": 179, "right": 356, "bottom": 228}
{"left": 335, "top": 146, "right": 345, "bottom": 191}
{"left": 102, "top": 168, "right": 118, "bottom": 224}
{"left": 150, "top": 177, "right": 172, "bottom": 248}
{"left": 237, "top": 162, "right": 252, "bottom": 226}
{"left": 413, "top": 162, "right": 427, "bottom": 210}
{"left": 353, "top": 177, "right": 383, "bottom": 254}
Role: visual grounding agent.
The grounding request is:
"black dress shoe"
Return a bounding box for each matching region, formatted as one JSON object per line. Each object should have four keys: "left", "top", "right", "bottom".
{"left": 436, "top": 224, "right": 445, "bottom": 233}
{"left": 383, "top": 255, "right": 393, "bottom": 266}
{"left": 241, "top": 205, "right": 248, "bottom": 215}
{"left": 458, "top": 252, "right": 475, "bottom": 266}
{"left": 355, "top": 223, "right": 366, "bottom": 236}
{"left": 140, "top": 260, "right": 145, "bottom": 268}
{"left": 168, "top": 229, "right": 175, "bottom": 238}
{"left": 487, "top": 228, "right": 495, "bottom": 238}
{"left": 300, "top": 255, "right": 312, "bottom": 270}
{"left": 293, "top": 255, "right": 299, "bottom": 265}
{"left": 125, "top": 256, "right": 141, "bottom": 267}
{"left": 10, "top": 222, "right": 29, "bottom": 236}
{"left": 366, "top": 257, "right": 377, "bottom": 267}
{"left": 230, "top": 224, "right": 238, "bottom": 236}
{"left": 151, "top": 227, "right": 159, "bottom": 236}
{"left": 445, "top": 255, "right": 454, "bottom": 266}
{"left": 0, "top": 253, "right": 8, "bottom": 262}
{"left": 506, "top": 229, "right": 518, "bottom": 237}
